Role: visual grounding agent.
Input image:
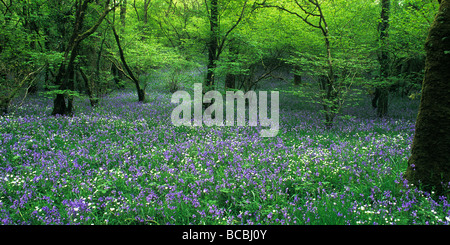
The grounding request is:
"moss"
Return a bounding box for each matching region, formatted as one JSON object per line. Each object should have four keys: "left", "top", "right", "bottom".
{"left": 405, "top": 0, "right": 450, "bottom": 196}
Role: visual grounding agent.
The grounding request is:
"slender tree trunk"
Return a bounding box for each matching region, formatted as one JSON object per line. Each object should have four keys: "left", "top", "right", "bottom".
{"left": 67, "top": 65, "right": 75, "bottom": 115}
{"left": 376, "top": 88, "right": 388, "bottom": 117}
{"left": 376, "top": 0, "right": 390, "bottom": 118}
{"left": 143, "top": 0, "right": 150, "bottom": 24}
{"left": 205, "top": 0, "right": 219, "bottom": 91}
{"left": 321, "top": 17, "right": 336, "bottom": 129}
{"left": 120, "top": 0, "right": 127, "bottom": 32}
{"left": 255, "top": 0, "right": 337, "bottom": 127}
{"left": 225, "top": 41, "right": 237, "bottom": 89}
{"left": 52, "top": 60, "right": 69, "bottom": 116}
{"left": 111, "top": 63, "right": 125, "bottom": 89}
{"left": 112, "top": 26, "right": 145, "bottom": 102}
{"left": 293, "top": 65, "right": 302, "bottom": 85}
{"left": 405, "top": 0, "right": 450, "bottom": 195}
{"left": 372, "top": 87, "right": 380, "bottom": 108}
{"left": 79, "top": 67, "right": 99, "bottom": 107}
{"left": 225, "top": 73, "right": 236, "bottom": 89}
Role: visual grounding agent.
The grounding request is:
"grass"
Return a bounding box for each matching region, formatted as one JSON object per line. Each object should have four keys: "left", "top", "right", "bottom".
{"left": 1, "top": 80, "right": 450, "bottom": 225}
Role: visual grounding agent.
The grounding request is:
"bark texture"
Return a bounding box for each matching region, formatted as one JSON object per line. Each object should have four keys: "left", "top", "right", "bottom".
{"left": 405, "top": 0, "right": 450, "bottom": 195}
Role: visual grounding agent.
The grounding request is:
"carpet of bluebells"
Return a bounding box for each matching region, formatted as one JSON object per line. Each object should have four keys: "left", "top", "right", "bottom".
{"left": 1, "top": 81, "right": 450, "bottom": 225}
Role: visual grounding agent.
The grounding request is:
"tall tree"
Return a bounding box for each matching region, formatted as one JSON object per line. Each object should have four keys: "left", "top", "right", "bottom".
{"left": 51, "top": 0, "right": 117, "bottom": 116}
{"left": 205, "top": 0, "right": 219, "bottom": 91}
{"left": 205, "top": 0, "right": 249, "bottom": 91}
{"left": 120, "top": 0, "right": 127, "bottom": 32}
{"left": 112, "top": 25, "right": 146, "bottom": 102}
{"left": 373, "top": 0, "right": 391, "bottom": 118}
{"left": 255, "top": 0, "right": 338, "bottom": 128}
{"left": 405, "top": 0, "right": 450, "bottom": 195}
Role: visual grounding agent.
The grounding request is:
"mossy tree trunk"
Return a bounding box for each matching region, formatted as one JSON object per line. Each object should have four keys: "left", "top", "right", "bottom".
{"left": 405, "top": 0, "right": 450, "bottom": 195}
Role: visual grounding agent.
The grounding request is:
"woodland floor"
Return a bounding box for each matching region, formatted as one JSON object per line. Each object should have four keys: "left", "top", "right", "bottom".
{"left": 1, "top": 77, "right": 449, "bottom": 225}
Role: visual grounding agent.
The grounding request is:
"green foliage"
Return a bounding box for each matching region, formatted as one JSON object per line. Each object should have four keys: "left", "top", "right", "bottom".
{"left": 1, "top": 0, "right": 435, "bottom": 112}
{"left": 0, "top": 0, "right": 446, "bottom": 226}
{"left": 40, "top": 89, "right": 82, "bottom": 98}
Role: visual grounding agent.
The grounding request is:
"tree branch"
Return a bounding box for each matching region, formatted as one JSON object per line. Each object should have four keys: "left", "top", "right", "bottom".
{"left": 0, "top": 0, "right": 12, "bottom": 14}
{"left": 217, "top": 0, "right": 249, "bottom": 58}
{"left": 254, "top": 1, "right": 321, "bottom": 29}
{"left": 76, "top": 0, "right": 118, "bottom": 42}
{"left": 8, "top": 65, "right": 46, "bottom": 101}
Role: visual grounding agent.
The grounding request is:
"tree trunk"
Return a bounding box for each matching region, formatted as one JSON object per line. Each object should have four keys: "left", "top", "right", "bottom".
{"left": 254, "top": 0, "right": 337, "bottom": 128}
{"left": 225, "top": 73, "right": 236, "bottom": 89}
{"left": 405, "top": 0, "right": 450, "bottom": 195}
{"left": 293, "top": 67, "right": 302, "bottom": 85}
{"left": 51, "top": 68, "right": 69, "bottom": 116}
{"left": 376, "top": 0, "right": 390, "bottom": 118}
{"left": 372, "top": 87, "right": 380, "bottom": 108}
{"left": 67, "top": 65, "right": 75, "bottom": 115}
{"left": 50, "top": 0, "right": 115, "bottom": 116}
{"left": 51, "top": 42, "right": 79, "bottom": 116}
{"left": 52, "top": 94, "right": 68, "bottom": 116}
{"left": 27, "top": 84, "right": 38, "bottom": 94}
{"left": 111, "top": 63, "right": 124, "bottom": 89}
{"left": 205, "top": 0, "right": 219, "bottom": 91}
{"left": 225, "top": 40, "right": 238, "bottom": 89}
{"left": 376, "top": 88, "right": 388, "bottom": 118}
{"left": 79, "top": 67, "right": 98, "bottom": 107}
{"left": 112, "top": 25, "right": 145, "bottom": 102}
{"left": 0, "top": 98, "right": 10, "bottom": 115}
{"left": 120, "top": 0, "right": 127, "bottom": 33}
{"left": 323, "top": 27, "right": 336, "bottom": 128}
{"left": 143, "top": 0, "right": 150, "bottom": 24}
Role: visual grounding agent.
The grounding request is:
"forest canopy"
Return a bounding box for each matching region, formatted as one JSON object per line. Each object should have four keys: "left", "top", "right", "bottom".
{"left": 0, "top": 0, "right": 437, "bottom": 119}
